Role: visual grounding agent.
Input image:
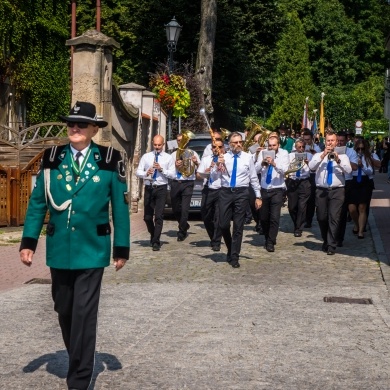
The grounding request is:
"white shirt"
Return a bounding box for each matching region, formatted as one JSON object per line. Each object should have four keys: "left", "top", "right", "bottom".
{"left": 136, "top": 150, "right": 175, "bottom": 185}
{"left": 170, "top": 150, "right": 201, "bottom": 181}
{"left": 287, "top": 151, "right": 313, "bottom": 180}
{"left": 344, "top": 147, "right": 358, "bottom": 181}
{"left": 210, "top": 150, "right": 261, "bottom": 197}
{"left": 197, "top": 155, "right": 221, "bottom": 189}
{"left": 257, "top": 148, "right": 289, "bottom": 189}
{"left": 352, "top": 154, "right": 374, "bottom": 179}
{"left": 309, "top": 153, "right": 352, "bottom": 188}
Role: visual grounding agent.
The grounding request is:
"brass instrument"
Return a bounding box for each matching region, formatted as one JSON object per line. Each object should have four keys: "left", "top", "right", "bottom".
{"left": 328, "top": 150, "right": 336, "bottom": 161}
{"left": 220, "top": 128, "right": 231, "bottom": 141}
{"left": 176, "top": 129, "right": 196, "bottom": 178}
{"left": 284, "top": 158, "right": 306, "bottom": 178}
{"left": 243, "top": 120, "right": 272, "bottom": 152}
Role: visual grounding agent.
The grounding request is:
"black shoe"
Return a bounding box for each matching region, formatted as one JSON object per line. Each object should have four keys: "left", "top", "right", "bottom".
{"left": 245, "top": 219, "right": 252, "bottom": 225}
{"left": 177, "top": 232, "right": 188, "bottom": 242}
{"left": 226, "top": 254, "right": 232, "bottom": 263}
{"left": 211, "top": 245, "right": 221, "bottom": 252}
{"left": 327, "top": 249, "right": 335, "bottom": 255}
{"left": 322, "top": 242, "right": 328, "bottom": 252}
{"left": 294, "top": 231, "right": 302, "bottom": 237}
{"left": 231, "top": 261, "right": 240, "bottom": 268}
{"left": 152, "top": 243, "right": 160, "bottom": 251}
{"left": 304, "top": 223, "right": 312, "bottom": 228}
{"left": 266, "top": 242, "right": 275, "bottom": 252}
{"left": 255, "top": 225, "right": 264, "bottom": 235}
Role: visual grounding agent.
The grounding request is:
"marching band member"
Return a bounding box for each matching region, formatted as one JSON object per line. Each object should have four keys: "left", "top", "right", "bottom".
{"left": 335, "top": 131, "right": 358, "bottom": 247}
{"left": 197, "top": 139, "right": 225, "bottom": 251}
{"left": 202, "top": 130, "right": 224, "bottom": 158}
{"left": 308, "top": 131, "right": 352, "bottom": 255}
{"left": 257, "top": 132, "right": 289, "bottom": 252}
{"left": 170, "top": 134, "right": 201, "bottom": 242}
{"left": 301, "top": 129, "right": 321, "bottom": 228}
{"left": 286, "top": 138, "right": 313, "bottom": 237}
{"left": 211, "top": 132, "right": 262, "bottom": 268}
{"left": 136, "top": 135, "right": 175, "bottom": 251}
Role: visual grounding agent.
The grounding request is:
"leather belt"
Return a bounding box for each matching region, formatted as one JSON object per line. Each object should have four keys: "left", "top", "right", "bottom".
{"left": 261, "top": 187, "right": 284, "bottom": 193}
{"left": 222, "top": 187, "right": 247, "bottom": 193}
{"left": 145, "top": 184, "right": 166, "bottom": 189}
{"left": 317, "top": 186, "right": 344, "bottom": 191}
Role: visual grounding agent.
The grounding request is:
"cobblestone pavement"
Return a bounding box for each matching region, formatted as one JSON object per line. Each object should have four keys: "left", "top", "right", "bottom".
{"left": 2, "top": 198, "right": 390, "bottom": 389}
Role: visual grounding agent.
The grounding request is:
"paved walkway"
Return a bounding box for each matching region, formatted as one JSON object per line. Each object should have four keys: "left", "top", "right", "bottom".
{"left": 1, "top": 173, "right": 390, "bottom": 389}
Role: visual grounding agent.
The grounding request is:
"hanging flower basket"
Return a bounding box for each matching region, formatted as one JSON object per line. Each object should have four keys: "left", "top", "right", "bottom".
{"left": 149, "top": 73, "right": 190, "bottom": 117}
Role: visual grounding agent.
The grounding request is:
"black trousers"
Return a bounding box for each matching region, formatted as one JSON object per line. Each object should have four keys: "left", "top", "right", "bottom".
{"left": 336, "top": 180, "right": 353, "bottom": 243}
{"left": 249, "top": 174, "right": 262, "bottom": 229}
{"left": 201, "top": 186, "right": 222, "bottom": 247}
{"left": 51, "top": 267, "right": 104, "bottom": 390}
{"left": 260, "top": 188, "right": 284, "bottom": 245}
{"left": 316, "top": 187, "right": 344, "bottom": 250}
{"left": 144, "top": 184, "right": 168, "bottom": 245}
{"left": 306, "top": 173, "right": 316, "bottom": 225}
{"left": 287, "top": 178, "right": 311, "bottom": 233}
{"left": 170, "top": 180, "right": 194, "bottom": 235}
{"left": 218, "top": 187, "right": 249, "bottom": 262}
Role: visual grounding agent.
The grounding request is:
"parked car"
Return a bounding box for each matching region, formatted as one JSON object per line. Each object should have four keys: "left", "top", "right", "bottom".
{"left": 164, "top": 134, "right": 211, "bottom": 215}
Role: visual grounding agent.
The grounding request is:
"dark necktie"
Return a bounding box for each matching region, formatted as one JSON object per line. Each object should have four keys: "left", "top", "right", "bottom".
{"left": 75, "top": 151, "right": 83, "bottom": 168}
{"left": 209, "top": 155, "right": 219, "bottom": 185}
{"left": 327, "top": 160, "right": 333, "bottom": 186}
{"left": 152, "top": 153, "right": 159, "bottom": 180}
{"left": 74, "top": 151, "right": 83, "bottom": 182}
{"left": 357, "top": 160, "right": 362, "bottom": 183}
{"left": 230, "top": 154, "right": 238, "bottom": 187}
{"left": 266, "top": 165, "right": 273, "bottom": 184}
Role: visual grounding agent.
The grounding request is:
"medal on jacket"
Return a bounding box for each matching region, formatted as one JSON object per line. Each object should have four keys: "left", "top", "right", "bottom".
{"left": 71, "top": 149, "right": 92, "bottom": 182}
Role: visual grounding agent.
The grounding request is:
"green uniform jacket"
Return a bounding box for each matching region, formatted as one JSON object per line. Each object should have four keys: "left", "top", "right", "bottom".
{"left": 280, "top": 137, "right": 294, "bottom": 153}
{"left": 20, "top": 142, "right": 130, "bottom": 270}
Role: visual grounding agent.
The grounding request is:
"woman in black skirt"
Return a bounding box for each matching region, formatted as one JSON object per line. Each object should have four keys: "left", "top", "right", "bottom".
{"left": 348, "top": 139, "right": 375, "bottom": 239}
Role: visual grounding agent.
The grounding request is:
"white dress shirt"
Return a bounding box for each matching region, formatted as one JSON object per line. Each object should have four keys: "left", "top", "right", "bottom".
{"left": 170, "top": 150, "right": 201, "bottom": 181}
{"left": 287, "top": 152, "right": 313, "bottom": 180}
{"left": 257, "top": 148, "right": 289, "bottom": 189}
{"left": 197, "top": 155, "right": 221, "bottom": 189}
{"left": 344, "top": 147, "right": 358, "bottom": 180}
{"left": 352, "top": 155, "right": 374, "bottom": 179}
{"left": 308, "top": 153, "right": 352, "bottom": 188}
{"left": 136, "top": 150, "right": 175, "bottom": 185}
{"left": 210, "top": 150, "right": 261, "bottom": 197}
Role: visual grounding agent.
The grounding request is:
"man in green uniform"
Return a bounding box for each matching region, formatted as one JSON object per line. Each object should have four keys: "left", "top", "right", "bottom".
{"left": 19, "top": 101, "right": 130, "bottom": 390}
{"left": 278, "top": 122, "right": 294, "bottom": 153}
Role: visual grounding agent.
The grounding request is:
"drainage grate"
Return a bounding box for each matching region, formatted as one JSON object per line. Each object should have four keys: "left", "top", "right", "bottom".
{"left": 323, "top": 296, "right": 373, "bottom": 304}
{"left": 25, "top": 278, "right": 52, "bottom": 285}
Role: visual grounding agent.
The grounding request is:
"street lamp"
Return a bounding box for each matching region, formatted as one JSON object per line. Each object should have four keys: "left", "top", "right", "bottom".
{"left": 165, "top": 16, "right": 182, "bottom": 140}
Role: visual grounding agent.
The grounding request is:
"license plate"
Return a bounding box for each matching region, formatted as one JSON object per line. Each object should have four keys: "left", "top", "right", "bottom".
{"left": 190, "top": 199, "right": 201, "bottom": 208}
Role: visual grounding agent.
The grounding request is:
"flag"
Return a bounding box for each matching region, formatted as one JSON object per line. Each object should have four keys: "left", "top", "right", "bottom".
{"left": 301, "top": 97, "right": 309, "bottom": 129}
{"left": 319, "top": 92, "right": 325, "bottom": 135}
{"left": 312, "top": 110, "right": 318, "bottom": 135}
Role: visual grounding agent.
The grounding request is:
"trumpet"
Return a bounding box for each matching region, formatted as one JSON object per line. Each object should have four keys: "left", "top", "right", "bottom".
{"left": 328, "top": 150, "right": 336, "bottom": 161}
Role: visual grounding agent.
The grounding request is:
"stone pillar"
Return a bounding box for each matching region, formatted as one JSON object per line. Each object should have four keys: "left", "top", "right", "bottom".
{"left": 66, "top": 29, "right": 120, "bottom": 146}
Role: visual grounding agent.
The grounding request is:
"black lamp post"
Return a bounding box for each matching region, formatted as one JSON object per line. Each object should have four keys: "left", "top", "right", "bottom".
{"left": 165, "top": 16, "right": 182, "bottom": 140}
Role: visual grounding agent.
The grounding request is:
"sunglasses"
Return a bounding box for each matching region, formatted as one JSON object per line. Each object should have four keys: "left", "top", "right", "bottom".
{"left": 67, "top": 121, "right": 90, "bottom": 129}
{"left": 230, "top": 141, "right": 243, "bottom": 144}
{"left": 214, "top": 137, "right": 222, "bottom": 141}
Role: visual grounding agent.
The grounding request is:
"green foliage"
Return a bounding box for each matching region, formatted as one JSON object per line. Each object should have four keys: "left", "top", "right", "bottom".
{"left": 0, "top": 1, "right": 70, "bottom": 124}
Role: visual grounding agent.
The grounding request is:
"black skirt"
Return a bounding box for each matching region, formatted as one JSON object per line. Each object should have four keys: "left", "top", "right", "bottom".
{"left": 348, "top": 176, "right": 374, "bottom": 205}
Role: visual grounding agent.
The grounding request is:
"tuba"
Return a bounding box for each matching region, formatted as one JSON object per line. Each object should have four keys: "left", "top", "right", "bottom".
{"left": 243, "top": 120, "right": 272, "bottom": 152}
{"left": 220, "top": 128, "right": 231, "bottom": 142}
{"left": 284, "top": 159, "right": 306, "bottom": 178}
{"left": 176, "top": 129, "right": 196, "bottom": 178}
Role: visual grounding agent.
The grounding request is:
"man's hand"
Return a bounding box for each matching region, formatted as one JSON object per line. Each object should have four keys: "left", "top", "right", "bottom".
{"left": 20, "top": 249, "right": 34, "bottom": 267}
{"left": 113, "top": 258, "right": 127, "bottom": 271}
{"left": 255, "top": 199, "right": 262, "bottom": 210}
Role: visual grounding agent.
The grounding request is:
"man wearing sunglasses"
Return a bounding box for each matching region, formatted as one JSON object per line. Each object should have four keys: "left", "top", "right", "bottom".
{"left": 19, "top": 101, "right": 130, "bottom": 390}
{"left": 202, "top": 130, "right": 228, "bottom": 158}
{"left": 211, "top": 132, "right": 262, "bottom": 268}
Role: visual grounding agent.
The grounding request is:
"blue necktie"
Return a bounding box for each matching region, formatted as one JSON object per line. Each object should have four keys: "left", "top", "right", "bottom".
{"left": 152, "top": 153, "right": 159, "bottom": 180}
{"left": 209, "top": 155, "right": 219, "bottom": 185}
{"left": 357, "top": 166, "right": 362, "bottom": 183}
{"left": 296, "top": 167, "right": 301, "bottom": 178}
{"left": 327, "top": 160, "right": 333, "bottom": 186}
{"left": 266, "top": 165, "right": 273, "bottom": 184}
{"left": 230, "top": 154, "right": 238, "bottom": 187}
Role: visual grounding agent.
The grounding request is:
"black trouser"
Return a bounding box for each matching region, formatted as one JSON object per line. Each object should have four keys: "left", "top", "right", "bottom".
{"left": 201, "top": 186, "right": 222, "bottom": 247}
{"left": 336, "top": 180, "right": 353, "bottom": 243}
{"left": 170, "top": 180, "right": 194, "bottom": 236}
{"left": 219, "top": 187, "right": 249, "bottom": 262}
{"left": 287, "top": 178, "right": 311, "bottom": 233}
{"left": 260, "top": 188, "right": 284, "bottom": 245}
{"left": 249, "top": 174, "right": 262, "bottom": 229}
{"left": 144, "top": 184, "right": 168, "bottom": 245}
{"left": 51, "top": 267, "right": 104, "bottom": 390}
{"left": 305, "top": 173, "right": 316, "bottom": 225}
{"left": 316, "top": 187, "right": 344, "bottom": 250}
